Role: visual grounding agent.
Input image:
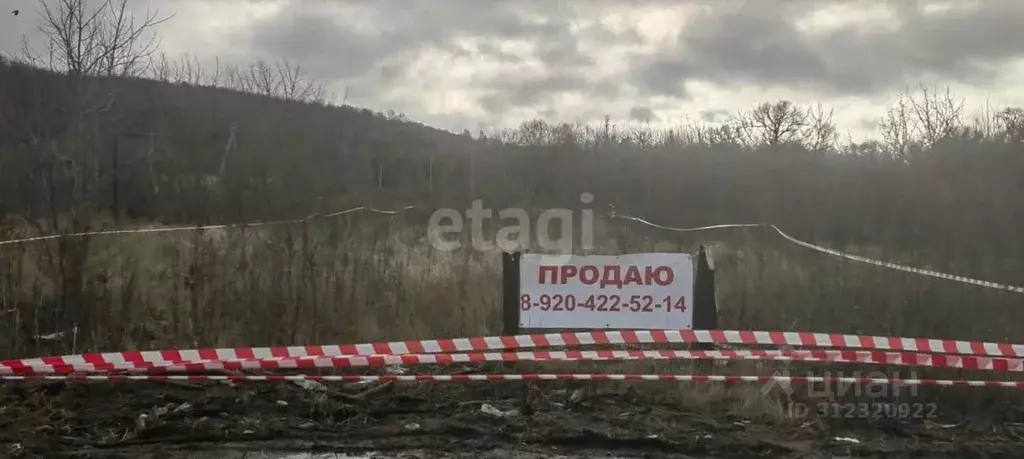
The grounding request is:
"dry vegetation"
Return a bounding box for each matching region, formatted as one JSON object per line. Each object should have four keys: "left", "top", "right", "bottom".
{"left": 1, "top": 1, "right": 1024, "bottom": 393}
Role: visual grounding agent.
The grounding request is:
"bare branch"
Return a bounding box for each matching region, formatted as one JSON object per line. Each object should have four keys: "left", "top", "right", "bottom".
{"left": 29, "top": 0, "right": 172, "bottom": 77}
{"left": 736, "top": 100, "right": 808, "bottom": 147}
{"left": 803, "top": 103, "right": 838, "bottom": 155}
{"left": 996, "top": 107, "right": 1024, "bottom": 143}
{"left": 879, "top": 91, "right": 916, "bottom": 160}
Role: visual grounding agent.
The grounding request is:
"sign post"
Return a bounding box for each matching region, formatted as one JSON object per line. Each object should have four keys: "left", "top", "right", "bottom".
{"left": 693, "top": 245, "right": 717, "bottom": 332}
{"left": 502, "top": 252, "right": 522, "bottom": 336}
{"left": 693, "top": 245, "right": 717, "bottom": 376}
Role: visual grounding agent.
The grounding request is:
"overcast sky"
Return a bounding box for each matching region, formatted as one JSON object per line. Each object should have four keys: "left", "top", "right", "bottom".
{"left": 4, "top": 0, "right": 1024, "bottom": 139}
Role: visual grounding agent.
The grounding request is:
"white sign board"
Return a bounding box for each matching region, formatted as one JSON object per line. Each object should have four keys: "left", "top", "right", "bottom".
{"left": 519, "top": 253, "right": 694, "bottom": 330}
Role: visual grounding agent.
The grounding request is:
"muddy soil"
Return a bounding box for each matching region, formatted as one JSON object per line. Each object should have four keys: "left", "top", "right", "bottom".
{"left": 2, "top": 379, "right": 1024, "bottom": 458}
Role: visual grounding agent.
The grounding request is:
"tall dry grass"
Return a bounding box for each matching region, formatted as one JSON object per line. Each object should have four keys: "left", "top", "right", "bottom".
{"left": 2, "top": 209, "right": 1020, "bottom": 354}
{"left": 2, "top": 208, "right": 1022, "bottom": 419}
{"left": 0, "top": 211, "right": 504, "bottom": 357}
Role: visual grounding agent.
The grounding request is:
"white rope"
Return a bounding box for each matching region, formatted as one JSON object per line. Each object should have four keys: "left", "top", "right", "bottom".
{"left": 0, "top": 205, "right": 415, "bottom": 247}
{"left": 5, "top": 204, "right": 1017, "bottom": 294}
{"left": 611, "top": 213, "right": 1024, "bottom": 294}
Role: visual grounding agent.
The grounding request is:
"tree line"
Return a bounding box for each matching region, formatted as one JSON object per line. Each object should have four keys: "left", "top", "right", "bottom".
{"left": 1, "top": 0, "right": 1023, "bottom": 278}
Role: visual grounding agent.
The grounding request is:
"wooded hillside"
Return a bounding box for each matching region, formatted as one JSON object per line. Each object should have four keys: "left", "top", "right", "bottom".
{"left": 2, "top": 0, "right": 1024, "bottom": 357}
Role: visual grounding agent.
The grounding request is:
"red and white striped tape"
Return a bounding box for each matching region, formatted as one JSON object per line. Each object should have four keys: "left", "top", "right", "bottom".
{"left": 5, "top": 348, "right": 1024, "bottom": 375}
{"left": 3, "top": 373, "right": 1023, "bottom": 388}
{"left": 7, "top": 329, "right": 1024, "bottom": 372}
{"left": 611, "top": 213, "right": 1024, "bottom": 294}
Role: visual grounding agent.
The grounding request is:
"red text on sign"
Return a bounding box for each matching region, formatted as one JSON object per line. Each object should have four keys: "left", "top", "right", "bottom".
{"left": 538, "top": 265, "right": 675, "bottom": 288}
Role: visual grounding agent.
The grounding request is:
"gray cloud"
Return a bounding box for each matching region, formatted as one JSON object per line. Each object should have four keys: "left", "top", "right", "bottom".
{"left": 249, "top": 11, "right": 389, "bottom": 80}
{"left": 629, "top": 106, "right": 656, "bottom": 122}
{"left": 631, "top": 1, "right": 831, "bottom": 94}
{"left": 700, "top": 109, "right": 730, "bottom": 123}
{"left": 635, "top": 59, "right": 692, "bottom": 98}
{"left": 478, "top": 72, "right": 589, "bottom": 115}
{"left": 536, "top": 27, "right": 595, "bottom": 69}
{"left": 683, "top": 2, "right": 826, "bottom": 86}
{"left": 244, "top": 0, "right": 624, "bottom": 114}
{"left": 4, "top": 0, "right": 1024, "bottom": 133}
{"left": 632, "top": 0, "right": 1024, "bottom": 96}
{"left": 816, "top": 1, "right": 1024, "bottom": 90}
{"left": 476, "top": 68, "right": 628, "bottom": 116}
{"left": 247, "top": 1, "right": 586, "bottom": 74}
{"left": 473, "top": 40, "right": 525, "bottom": 64}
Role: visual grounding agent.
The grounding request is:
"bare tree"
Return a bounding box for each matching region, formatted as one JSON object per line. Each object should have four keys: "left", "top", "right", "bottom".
{"left": 736, "top": 100, "right": 809, "bottom": 147}
{"left": 909, "top": 84, "right": 964, "bottom": 145}
{"left": 21, "top": 0, "right": 167, "bottom": 210}
{"left": 879, "top": 85, "right": 966, "bottom": 159}
{"left": 879, "top": 92, "right": 916, "bottom": 160}
{"left": 97, "top": 0, "right": 168, "bottom": 77}
{"left": 972, "top": 98, "right": 997, "bottom": 139}
{"left": 149, "top": 51, "right": 172, "bottom": 82}
{"left": 629, "top": 122, "right": 654, "bottom": 149}
{"left": 996, "top": 107, "right": 1024, "bottom": 143}
{"left": 688, "top": 118, "right": 743, "bottom": 147}
{"left": 13, "top": 0, "right": 172, "bottom": 344}
{"left": 513, "top": 119, "right": 551, "bottom": 146}
{"left": 27, "top": 0, "right": 170, "bottom": 77}
{"left": 150, "top": 52, "right": 219, "bottom": 86}
{"left": 248, "top": 59, "right": 277, "bottom": 97}
{"left": 803, "top": 104, "right": 839, "bottom": 155}
{"left": 276, "top": 59, "right": 326, "bottom": 103}
{"left": 223, "top": 63, "right": 253, "bottom": 93}
{"left": 221, "top": 58, "right": 328, "bottom": 103}
{"left": 18, "top": 0, "right": 171, "bottom": 224}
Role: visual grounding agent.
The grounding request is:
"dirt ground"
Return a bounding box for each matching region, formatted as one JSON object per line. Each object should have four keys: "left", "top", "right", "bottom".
{"left": 2, "top": 377, "right": 1024, "bottom": 458}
